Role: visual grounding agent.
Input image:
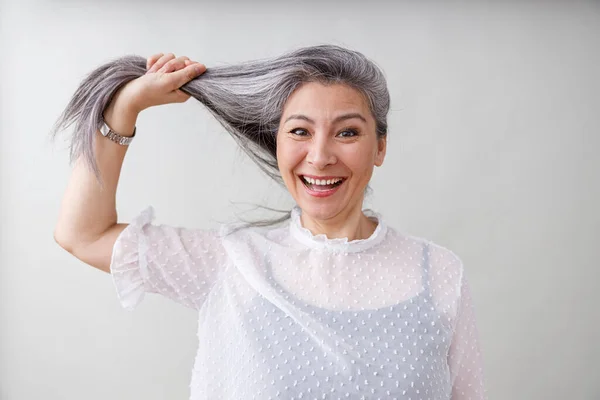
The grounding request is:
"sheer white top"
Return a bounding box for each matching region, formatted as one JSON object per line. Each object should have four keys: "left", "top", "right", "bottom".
{"left": 110, "top": 206, "right": 487, "bottom": 399}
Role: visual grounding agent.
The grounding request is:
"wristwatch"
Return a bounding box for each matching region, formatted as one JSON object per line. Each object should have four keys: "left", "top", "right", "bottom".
{"left": 99, "top": 119, "right": 136, "bottom": 146}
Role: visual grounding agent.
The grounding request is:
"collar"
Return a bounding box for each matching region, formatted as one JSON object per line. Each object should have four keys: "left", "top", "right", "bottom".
{"left": 288, "top": 206, "right": 387, "bottom": 253}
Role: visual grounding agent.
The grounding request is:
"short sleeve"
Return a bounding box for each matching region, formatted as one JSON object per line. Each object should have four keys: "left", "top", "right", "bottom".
{"left": 109, "top": 207, "right": 229, "bottom": 311}
{"left": 448, "top": 272, "right": 488, "bottom": 399}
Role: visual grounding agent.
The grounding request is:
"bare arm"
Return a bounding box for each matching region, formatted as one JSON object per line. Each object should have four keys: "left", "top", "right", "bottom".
{"left": 53, "top": 95, "right": 137, "bottom": 273}
{"left": 53, "top": 53, "right": 206, "bottom": 274}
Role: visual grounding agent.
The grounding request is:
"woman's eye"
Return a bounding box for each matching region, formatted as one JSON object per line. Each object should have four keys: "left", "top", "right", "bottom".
{"left": 289, "top": 128, "right": 359, "bottom": 137}
{"left": 290, "top": 128, "right": 309, "bottom": 136}
{"left": 338, "top": 129, "right": 359, "bottom": 138}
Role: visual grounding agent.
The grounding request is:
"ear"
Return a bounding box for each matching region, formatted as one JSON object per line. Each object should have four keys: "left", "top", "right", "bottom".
{"left": 374, "top": 135, "right": 387, "bottom": 167}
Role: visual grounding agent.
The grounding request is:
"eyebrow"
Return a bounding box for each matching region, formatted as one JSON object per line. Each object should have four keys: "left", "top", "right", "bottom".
{"left": 283, "top": 112, "right": 367, "bottom": 125}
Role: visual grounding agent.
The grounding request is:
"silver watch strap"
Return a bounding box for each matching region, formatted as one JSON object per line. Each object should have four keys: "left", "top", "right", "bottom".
{"left": 99, "top": 119, "right": 136, "bottom": 146}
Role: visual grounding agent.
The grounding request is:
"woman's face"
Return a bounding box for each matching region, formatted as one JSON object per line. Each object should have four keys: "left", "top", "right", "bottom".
{"left": 276, "top": 82, "right": 386, "bottom": 221}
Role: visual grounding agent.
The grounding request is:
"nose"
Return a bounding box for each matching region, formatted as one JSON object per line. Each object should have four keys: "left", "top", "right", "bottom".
{"left": 306, "top": 135, "right": 337, "bottom": 169}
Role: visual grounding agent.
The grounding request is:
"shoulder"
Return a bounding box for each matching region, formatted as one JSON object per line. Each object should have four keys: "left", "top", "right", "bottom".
{"left": 372, "top": 210, "right": 463, "bottom": 270}
{"left": 218, "top": 218, "right": 290, "bottom": 245}
{"left": 385, "top": 226, "right": 465, "bottom": 281}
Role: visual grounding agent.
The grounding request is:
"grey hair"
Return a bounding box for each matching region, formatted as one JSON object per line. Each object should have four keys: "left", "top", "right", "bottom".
{"left": 50, "top": 44, "right": 390, "bottom": 228}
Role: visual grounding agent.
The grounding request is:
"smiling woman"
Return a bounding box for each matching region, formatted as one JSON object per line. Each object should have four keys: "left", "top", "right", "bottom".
{"left": 276, "top": 82, "right": 386, "bottom": 239}
{"left": 51, "top": 44, "right": 487, "bottom": 399}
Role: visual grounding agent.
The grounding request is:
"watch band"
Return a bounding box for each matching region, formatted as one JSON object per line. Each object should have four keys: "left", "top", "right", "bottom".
{"left": 99, "top": 119, "right": 136, "bottom": 146}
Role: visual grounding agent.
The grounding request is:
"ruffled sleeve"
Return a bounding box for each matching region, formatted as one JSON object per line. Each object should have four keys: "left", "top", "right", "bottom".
{"left": 110, "top": 206, "right": 229, "bottom": 311}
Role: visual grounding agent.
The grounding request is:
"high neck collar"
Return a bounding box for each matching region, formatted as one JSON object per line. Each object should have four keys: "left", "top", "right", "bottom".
{"left": 289, "top": 206, "right": 387, "bottom": 253}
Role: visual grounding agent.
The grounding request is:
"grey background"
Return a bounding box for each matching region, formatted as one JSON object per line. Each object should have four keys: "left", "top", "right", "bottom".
{"left": 1, "top": 1, "right": 598, "bottom": 399}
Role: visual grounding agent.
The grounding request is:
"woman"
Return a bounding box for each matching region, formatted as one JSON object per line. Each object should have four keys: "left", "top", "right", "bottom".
{"left": 53, "top": 45, "right": 487, "bottom": 399}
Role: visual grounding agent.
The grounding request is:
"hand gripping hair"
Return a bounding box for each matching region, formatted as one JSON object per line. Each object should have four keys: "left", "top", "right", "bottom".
{"left": 50, "top": 44, "right": 391, "bottom": 187}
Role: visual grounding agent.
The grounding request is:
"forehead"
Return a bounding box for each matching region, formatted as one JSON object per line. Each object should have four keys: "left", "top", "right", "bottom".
{"left": 281, "top": 82, "right": 370, "bottom": 120}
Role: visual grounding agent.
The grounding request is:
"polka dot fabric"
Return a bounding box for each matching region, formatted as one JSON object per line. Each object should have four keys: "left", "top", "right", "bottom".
{"left": 110, "top": 206, "right": 487, "bottom": 399}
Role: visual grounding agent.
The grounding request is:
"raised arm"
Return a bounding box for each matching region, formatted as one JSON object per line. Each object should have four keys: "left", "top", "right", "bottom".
{"left": 53, "top": 53, "right": 206, "bottom": 273}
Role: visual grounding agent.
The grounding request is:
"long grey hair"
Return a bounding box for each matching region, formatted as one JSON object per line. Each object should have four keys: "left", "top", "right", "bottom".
{"left": 51, "top": 44, "right": 391, "bottom": 227}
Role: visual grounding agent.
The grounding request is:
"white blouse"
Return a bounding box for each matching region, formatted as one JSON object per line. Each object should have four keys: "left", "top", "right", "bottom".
{"left": 110, "top": 206, "right": 487, "bottom": 400}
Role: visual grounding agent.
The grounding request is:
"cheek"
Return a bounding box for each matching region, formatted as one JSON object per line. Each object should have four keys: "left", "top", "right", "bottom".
{"left": 343, "top": 146, "right": 376, "bottom": 177}
{"left": 277, "top": 141, "right": 304, "bottom": 176}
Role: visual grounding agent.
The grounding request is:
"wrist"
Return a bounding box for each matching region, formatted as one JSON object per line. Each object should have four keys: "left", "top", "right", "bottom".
{"left": 103, "top": 94, "right": 139, "bottom": 138}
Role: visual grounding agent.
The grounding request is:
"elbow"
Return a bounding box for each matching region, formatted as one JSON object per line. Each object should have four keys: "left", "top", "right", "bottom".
{"left": 53, "top": 227, "right": 76, "bottom": 253}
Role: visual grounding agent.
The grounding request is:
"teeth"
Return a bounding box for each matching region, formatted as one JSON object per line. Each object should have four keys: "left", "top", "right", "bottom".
{"left": 303, "top": 176, "right": 343, "bottom": 185}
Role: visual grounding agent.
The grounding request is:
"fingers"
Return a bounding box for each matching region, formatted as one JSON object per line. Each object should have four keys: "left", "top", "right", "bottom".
{"left": 146, "top": 53, "right": 164, "bottom": 70}
{"left": 158, "top": 56, "right": 190, "bottom": 73}
{"left": 146, "top": 53, "right": 199, "bottom": 75}
{"left": 168, "top": 63, "right": 207, "bottom": 90}
{"left": 146, "top": 52, "right": 176, "bottom": 73}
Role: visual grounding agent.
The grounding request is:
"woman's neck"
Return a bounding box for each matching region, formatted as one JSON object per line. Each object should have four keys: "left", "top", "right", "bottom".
{"left": 299, "top": 206, "right": 378, "bottom": 241}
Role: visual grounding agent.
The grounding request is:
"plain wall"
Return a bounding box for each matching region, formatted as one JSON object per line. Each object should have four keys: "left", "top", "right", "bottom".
{"left": 1, "top": 1, "right": 599, "bottom": 399}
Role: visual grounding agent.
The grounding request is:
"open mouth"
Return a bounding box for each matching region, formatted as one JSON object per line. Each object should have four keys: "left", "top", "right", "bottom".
{"left": 299, "top": 175, "right": 346, "bottom": 192}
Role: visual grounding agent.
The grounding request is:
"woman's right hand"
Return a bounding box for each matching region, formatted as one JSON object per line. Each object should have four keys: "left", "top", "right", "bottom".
{"left": 114, "top": 53, "right": 207, "bottom": 114}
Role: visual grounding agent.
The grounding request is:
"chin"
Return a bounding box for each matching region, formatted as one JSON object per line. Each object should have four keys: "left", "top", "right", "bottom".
{"left": 297, "top": 202, "right": 340, "bottom": 221}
